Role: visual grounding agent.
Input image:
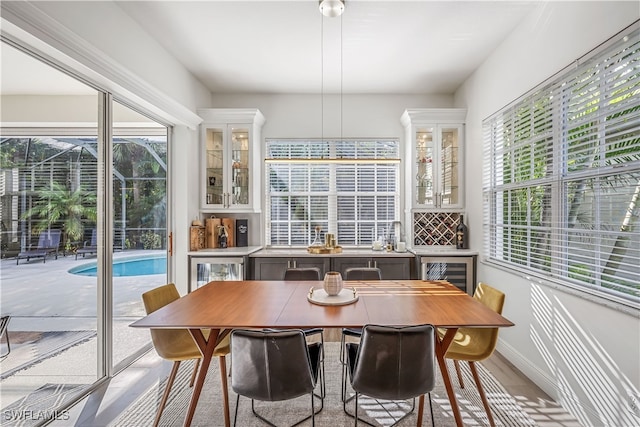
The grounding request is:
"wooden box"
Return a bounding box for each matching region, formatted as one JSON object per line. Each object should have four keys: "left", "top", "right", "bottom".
{"left": 190, "top": 226, "right": 206, "bottom": 251}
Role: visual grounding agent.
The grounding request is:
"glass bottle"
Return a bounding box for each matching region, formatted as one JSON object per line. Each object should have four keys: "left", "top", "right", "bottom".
{"left": 310, "top": 226, "right": 323, "bottom": 247}
{"left": 456, "top": 215, "right": 468, "bottom": 249}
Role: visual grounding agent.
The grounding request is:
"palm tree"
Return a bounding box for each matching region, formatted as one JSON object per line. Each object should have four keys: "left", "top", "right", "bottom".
{"left": 21, "top": 182, "right": 98, "bottom": 251}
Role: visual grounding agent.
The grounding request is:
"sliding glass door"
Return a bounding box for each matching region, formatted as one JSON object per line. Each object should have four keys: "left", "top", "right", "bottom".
{"left": 0, "top": 41, "right": 169, "bottom": 421}
{"left": 111, "top": 101, "right": 168, "bottom": 369}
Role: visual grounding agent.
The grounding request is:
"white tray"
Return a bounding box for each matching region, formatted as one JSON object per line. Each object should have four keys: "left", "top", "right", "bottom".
{"left": 307, "top": 287, "right": 358, "bottom": 306}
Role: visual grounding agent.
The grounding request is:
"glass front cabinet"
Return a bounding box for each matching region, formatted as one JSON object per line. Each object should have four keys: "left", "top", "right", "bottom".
{"left": 401, "top": 109, "right": 466, "bottom": 210}
{"left": 189, "top": 256, "right": 245, "bottom": 291}
{"left": 198, "top": 108, "right": 265, "bottom": 212}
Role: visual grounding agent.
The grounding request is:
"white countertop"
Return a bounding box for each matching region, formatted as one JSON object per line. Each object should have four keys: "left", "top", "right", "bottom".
{"left": 187, "top": 246, "right": 477, "bottom": 257}
{"left": 187, "top": 246, "right": 262, "bottom": 257}
{"left": 410, "top": 247, "right": 478, "bottom": 256}
{"left": 251, "top": 248, "right": 415, "bottom": 257}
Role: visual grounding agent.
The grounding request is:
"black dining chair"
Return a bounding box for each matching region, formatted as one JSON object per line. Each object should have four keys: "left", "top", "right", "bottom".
{"left": 340, "top": 267, "right": 382, "bottom": 401}
{"left": 345, "top": 324, "right": 436, "bottom": 427}
{"left": 283, "top": 267, "right": 326, "bottom": 402}
{"left": 230, "top": 329, "right": 323, "bottom": 427}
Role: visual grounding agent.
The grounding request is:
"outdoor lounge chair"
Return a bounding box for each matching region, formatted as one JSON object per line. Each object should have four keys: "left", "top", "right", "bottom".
{"left": 76, "top": 229, "right": 97, "bottom": 260}
{"left": 16, "top": 229, "right": 61, "bottom": 265}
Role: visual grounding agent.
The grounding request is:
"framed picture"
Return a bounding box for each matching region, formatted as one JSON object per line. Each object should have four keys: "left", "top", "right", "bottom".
{"left": 208, "top": 176, "right": 216, "bottom": 187}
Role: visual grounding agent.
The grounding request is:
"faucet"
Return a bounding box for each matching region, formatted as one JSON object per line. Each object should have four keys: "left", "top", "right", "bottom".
{"left": 388, "top": 221, "right": 403, "bottom": 245}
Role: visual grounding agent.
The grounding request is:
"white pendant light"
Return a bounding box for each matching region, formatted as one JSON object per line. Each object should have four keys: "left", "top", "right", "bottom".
{"left": 319, "top": 0, "right": 344, "bottom": 17}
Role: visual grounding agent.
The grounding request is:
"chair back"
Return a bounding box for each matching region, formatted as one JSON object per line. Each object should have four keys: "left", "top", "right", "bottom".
{"left": 142, "top": 283, "right": 200, "bottom": 360}
{"left": 283, "top": 267, "right": 321, "bottom": 281}
{"left": 344, "top": 267, "right": 382, "bottom": 281}
{"left": 447, "top": 282, "right": 505, "bottom": 361}
{"left": 38, "top": 229, "right": 61, "bottom": 249}
{"left": 350, "top": 324, "right": 436, "bottom": 401}
{"left": 88, "top": 229, "right": 97, "bottom": 246}
{"left": 231, "top": 329, "right": 318, "bottom": 402}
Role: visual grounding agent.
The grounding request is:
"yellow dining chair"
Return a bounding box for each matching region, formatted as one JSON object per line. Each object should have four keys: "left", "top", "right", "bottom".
{"left": 442, "top": 282, "right": 505, "bottom": 427}
{"left": 142, "top": 283, "right": 231, "bottom": 427}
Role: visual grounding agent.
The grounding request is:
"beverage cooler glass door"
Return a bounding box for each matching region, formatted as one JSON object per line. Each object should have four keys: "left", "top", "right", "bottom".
{"left": 189, "top": 257, "right": 244, "bottom": 291}
{"left": 420, "top": 256, "right": 474, "bottom": 295}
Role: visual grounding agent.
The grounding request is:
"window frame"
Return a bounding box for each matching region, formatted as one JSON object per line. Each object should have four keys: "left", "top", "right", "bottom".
{"left": 482, "top": 25, "right": 640, "bottom": 308}
{"left": 265, "top": 138, "right": 401, "bottom": 247}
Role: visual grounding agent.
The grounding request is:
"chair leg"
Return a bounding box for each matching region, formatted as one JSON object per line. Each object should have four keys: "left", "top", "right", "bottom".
{"left": 417, "top": 394, "right": 425, "bottom": 426}
{"left": 354, "top": 393, "right": 358, "bottom": 427}
{"left": 219, "top": 355, "right": 231, "bottom": 427}
{"left": 453, "top": 359, "right": 465, "bottom": 388}
{"left": 0, "top": 318, "right": 10, "bottom": 359}
{"left": 469, "top": 361, "right": 496, "bottom": 427}
{"left": 311, "top": 392, "right": 315, "bottom": 427}
{"left": 341, "top": 332, "right": 352, "bottom": 403}
{"left": 153, "top": 360, "right": 180, "bottom": 427}
{"left": 233, "top": 394, "right": 241, "bottom": 427}
{"left": 189, "top": 358, "right": 201, "bottom": 387}
{"left": 425, "top": 392, "right": 435, "bottom": 427}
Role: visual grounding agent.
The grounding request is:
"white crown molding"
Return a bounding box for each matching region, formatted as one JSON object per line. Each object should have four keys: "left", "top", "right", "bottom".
{"left": 197, "top": 108, "right": 265, "bottom": 125}
{"left": 1, "top": 1, "right": 202, "bottom": 129}
{"left": 400, "top": 108, "right": 467, "bottom": 126}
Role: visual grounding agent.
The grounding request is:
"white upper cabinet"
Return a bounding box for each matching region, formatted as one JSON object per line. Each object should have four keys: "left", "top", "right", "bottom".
{"left": 401, "top": 109, "right": 466, "bottom": 210}
{"left": 198, "top": 109, "right": 265, "bottom": 212}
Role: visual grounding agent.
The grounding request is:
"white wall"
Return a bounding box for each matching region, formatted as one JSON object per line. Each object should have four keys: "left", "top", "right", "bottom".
{"left": 455, "top": 3, "right": 640, "bottom": 426}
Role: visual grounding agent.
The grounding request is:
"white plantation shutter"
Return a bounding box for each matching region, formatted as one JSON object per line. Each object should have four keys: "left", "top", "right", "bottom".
{"left": 266, "top": 139, "right": 399, "bottom": 246}
{"left": 483, "top": 26, "right": 640, "bottom": 304}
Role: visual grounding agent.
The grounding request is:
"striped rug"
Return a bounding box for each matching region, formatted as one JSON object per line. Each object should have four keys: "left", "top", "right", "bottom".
{"left": 112, "top": 342, "right": 540, "bottom": 427}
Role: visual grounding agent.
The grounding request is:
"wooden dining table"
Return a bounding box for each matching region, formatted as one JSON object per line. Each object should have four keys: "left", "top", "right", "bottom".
{"left": 130, "top": 279, "right": 514, "bottom": 427}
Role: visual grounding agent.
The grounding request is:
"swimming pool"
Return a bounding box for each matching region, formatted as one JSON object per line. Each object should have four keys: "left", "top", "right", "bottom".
{"left": 69, "top": 255, "right": 167, "bottom": 277}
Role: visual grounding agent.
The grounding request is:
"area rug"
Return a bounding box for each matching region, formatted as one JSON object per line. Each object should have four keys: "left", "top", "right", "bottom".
{"left": 0, "top": 383, "right": 89, "bottom": 427}
{"left": 0, "top": 330, "right": 96, "bottom": 380}
{"left": 111, "top": 343, "right": 538, "bottom": 427}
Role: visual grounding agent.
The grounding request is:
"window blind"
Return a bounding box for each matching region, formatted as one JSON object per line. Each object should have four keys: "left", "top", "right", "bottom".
{"left": 483, "top": 27, "right": 640, "bottom": 304}
{"left": 266, "top": 139, "right": 400, "bottom": 246}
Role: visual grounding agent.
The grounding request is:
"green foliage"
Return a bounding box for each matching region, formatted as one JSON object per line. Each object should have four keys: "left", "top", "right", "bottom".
{"left": 140, "top": 231, "right": 162, "bottom": 249}
{"left": 20, "top": 182, "right": 97, "bottom": 246}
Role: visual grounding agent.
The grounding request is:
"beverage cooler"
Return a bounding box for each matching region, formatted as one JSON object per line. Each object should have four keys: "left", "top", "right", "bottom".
{"left": 420, "top": 256, "right": 475, "bottom": 295}
{"left": 189, "top": 256, "right": 245, "bottom": 291}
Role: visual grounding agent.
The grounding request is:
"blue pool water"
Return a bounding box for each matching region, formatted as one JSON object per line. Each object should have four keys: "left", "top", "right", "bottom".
{"left": 69, "top": 255, "right": 166, "bottom": 277}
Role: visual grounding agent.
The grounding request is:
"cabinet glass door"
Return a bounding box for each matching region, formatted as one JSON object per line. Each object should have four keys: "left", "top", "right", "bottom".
{"left": 230, "top": 126, "right": 250, "bottom": 207}
{"left": 420, "top": 256, "right": 473, "bottom": 295}
{"left": 414, "top": 125, "right": 463, "bottom": 209}
{"left": 415, "top": 127, "right": 435, "bottom": 207}
{"left": 206, "top": 128, "right": 224, "bottom": 206}
{"left": 440, "top": 126, "right": 461, "bottom": 208}
{"left": 190, "top": 257, "right": 244, "bottom": 291}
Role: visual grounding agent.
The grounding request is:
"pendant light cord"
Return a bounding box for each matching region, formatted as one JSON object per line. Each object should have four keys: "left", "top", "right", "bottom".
{"left": 340, "top": 12, "right": 343, "bottom": 142}
{"left": 321, "top": 13, "right": 324, "bottom": 144}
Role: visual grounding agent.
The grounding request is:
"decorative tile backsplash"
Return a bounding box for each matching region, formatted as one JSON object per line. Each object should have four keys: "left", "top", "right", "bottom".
{"left": 413, "top": 212, "right": 461, "bottom": 246}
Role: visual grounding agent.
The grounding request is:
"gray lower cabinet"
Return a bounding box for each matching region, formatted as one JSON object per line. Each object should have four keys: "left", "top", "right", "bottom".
{"left": 331, "top": 257, "right": 414, "bottom": 280}
{"left": 251, "top": 257, "right": 331, "bottom": 280}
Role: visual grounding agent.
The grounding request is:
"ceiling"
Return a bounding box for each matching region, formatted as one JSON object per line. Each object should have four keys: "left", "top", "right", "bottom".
{"left": 1, "top": 1, "right": 541, "bottom": 96}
